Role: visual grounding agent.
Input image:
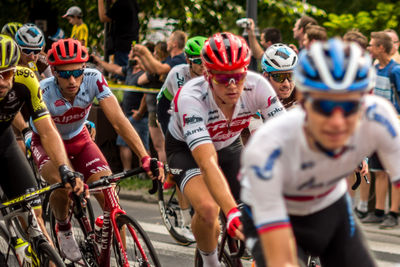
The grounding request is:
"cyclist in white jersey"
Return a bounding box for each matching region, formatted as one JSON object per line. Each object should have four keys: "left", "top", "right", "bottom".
{"left": 157, "top": 36, "right": 207, "bottom": 134}
{"left": 29, "top": 38, "right": 164, "bottom": 262}
{"left": 240, "top": 38, "right": 400, "bottom": 267}
{"left": 166, "top": 32, "right": 285, "bottom": 266}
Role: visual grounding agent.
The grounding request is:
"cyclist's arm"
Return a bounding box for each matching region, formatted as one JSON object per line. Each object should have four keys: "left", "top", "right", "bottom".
{"left": 192, "top": 143, "right": 238, "bottom": 217}
{"left": 97, "top": 0, "right": 112, "bottom": 22}
{"left": 99, "top": 94, "right": 148, "bottom": 159}
{"left": 33, "top": 117, "right": 70, "bottom": 168}
{"left": 246, "top": 19, "right": 264, "bottom": 60}
{"left": 11, "top": 111, "right": 28, "bottom": 132}
{"left": 260, "top": 229, "right": 298, "bottom": 267}
{"left": 93, "top": 55, "right": 124, "bottom": 76}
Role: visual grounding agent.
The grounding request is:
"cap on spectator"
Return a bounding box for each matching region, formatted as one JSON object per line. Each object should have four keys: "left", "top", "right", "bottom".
{"left": 62, "top": 6, "right": 82, "bottom": 18}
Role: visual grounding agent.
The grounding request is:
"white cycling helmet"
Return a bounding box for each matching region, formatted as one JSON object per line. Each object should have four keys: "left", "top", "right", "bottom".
{"left": 15, "top": 23, "right": 45, "bottom": 49}
{"left": 294, "top": 38, "right": 375, "bottom": 93}
{"left": 261, "top": 43, "right": 298, "bottom": 73}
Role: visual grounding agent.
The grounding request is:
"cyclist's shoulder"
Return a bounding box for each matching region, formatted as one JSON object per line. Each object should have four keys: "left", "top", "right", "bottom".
{"left": 179, "top": 76, "right": 207, "bottom": 97}
{"left": 13, "top": 66, "right": 40, "bottom": 91}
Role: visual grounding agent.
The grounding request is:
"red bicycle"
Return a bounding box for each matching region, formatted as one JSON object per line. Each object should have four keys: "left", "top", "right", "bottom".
{"left": 48, "top": 164, "right": 161, "bottom": 267}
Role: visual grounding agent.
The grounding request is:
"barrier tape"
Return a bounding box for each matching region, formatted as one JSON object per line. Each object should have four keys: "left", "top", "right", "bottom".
{"left": 107, "top": 82, "right": 160, "bottom": 94}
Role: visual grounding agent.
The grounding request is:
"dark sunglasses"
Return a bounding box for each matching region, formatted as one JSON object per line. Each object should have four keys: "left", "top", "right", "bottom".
{"left": 55, "top": 68, "right": 85, "bottom": 79}
{"left": 306, "top": 95, "right": 361, "bottom": 117}
{"left": 269, "top": 72, "right": 292, "bottom": 83}
{"left": 21, "top": 48, "right": 41, "bottom": 55}
{"left": 188, "top": 57, "right": 202, "bottom": 65}
{"left": 0, "top": 68, "right": 15, "bottom": 80}
{"left": 210, "top": 72, "right": 247, "bottom": 86}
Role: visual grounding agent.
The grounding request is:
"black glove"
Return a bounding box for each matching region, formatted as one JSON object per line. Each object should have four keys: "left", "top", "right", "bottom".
{"left": 59, "top": 164, "right": 83, "bottom": 187}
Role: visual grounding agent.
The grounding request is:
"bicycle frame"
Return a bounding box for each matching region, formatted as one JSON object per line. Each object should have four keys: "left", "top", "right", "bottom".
{"left": 85, "top": 181, "right": 151, "bottom": 267}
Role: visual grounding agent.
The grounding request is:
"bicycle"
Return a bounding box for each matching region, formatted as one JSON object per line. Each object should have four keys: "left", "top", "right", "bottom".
{"left": 0, "top": 182, "right": 66, "bottom": 266}
{"left": 155, "top": 179, "right": 195, "bottom": 246}
{"left": 48, "top": 164, "right": 161, "bottom": 267}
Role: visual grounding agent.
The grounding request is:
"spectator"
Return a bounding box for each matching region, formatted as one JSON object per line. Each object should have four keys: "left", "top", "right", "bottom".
{"left": 97, "top": 0, "right": 140, "bottom": 70}
{"left": 92, "top": 44, "right": 154, "bottom": 170}
{"left": 291, "top": 15, "right": 318, "bottom": 51}
{"left": 362, "top": 31, "right": 400, "bottom": 228}
{"left": 62, "top": 6, "right": 89, "bottom": 47}
{"left": 246, "top": 18, "right": 282, "bottom": 59}
{"left": 384, "top": 29, "right": 400, "bottom": 63}
{"left": 133, "top": 30, "right": 187, "bottom": 76}
{"left": 343, "top": 29, "right": 368, "bottom": 50}
{"left": 302, "top": 25, "right": 327, "bottom": 49}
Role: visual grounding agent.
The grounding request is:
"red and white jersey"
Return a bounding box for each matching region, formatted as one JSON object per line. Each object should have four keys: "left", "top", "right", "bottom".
{"left": 168, "top": 71, "right": 285, "bottom": 151}
{"left": 240, "top": 95, "right": 400, "bottom": 234}
{"left": 32, "top": 68, "right": 112, "bottom": 140}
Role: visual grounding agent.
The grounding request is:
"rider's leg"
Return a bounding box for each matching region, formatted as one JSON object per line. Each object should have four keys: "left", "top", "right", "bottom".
{"left": 184, "top": 175, "right": 220, "bottom": 266}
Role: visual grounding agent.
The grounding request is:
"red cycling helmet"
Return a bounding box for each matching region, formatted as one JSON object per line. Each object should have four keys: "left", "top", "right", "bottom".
{"left": 47, "top": 38, "right": 88, "bottom": 66}
{"left": 201, "top": 32, "right": 251, "bottom": 71}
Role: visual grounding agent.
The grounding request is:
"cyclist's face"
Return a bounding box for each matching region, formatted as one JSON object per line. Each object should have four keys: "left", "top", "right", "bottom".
{"left": 303, "top": 91, "right": 363, "bottom": 150}
{"left": 265, "top": 71, "right": 294, "bottom": 100}
{"left": 0, "top": 68, "right": 15, "bottom": 99}
{"left": 20, "top": 51, "right": 39, "bottom": 65}
{"left": 209, "top": 68, "right": 246, "bottom": 106}
{"left": 54, "top": 63, "right": 85, "bottom": 100}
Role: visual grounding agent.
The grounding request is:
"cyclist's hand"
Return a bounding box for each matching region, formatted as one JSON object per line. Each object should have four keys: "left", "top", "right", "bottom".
{"left": 141, "top": 156, "right": 165, "bottom": 182}
{"left": 59, "top": 165, "right": 85, "bottom": 195}
{"left": 227, "top": 207, "right": 244, "bottom": 240}
{"left": 359, "top": 160, "right": 369, "bottom": 177}
{"left": 22, "top": 127, "right": 32, "bottom": 150}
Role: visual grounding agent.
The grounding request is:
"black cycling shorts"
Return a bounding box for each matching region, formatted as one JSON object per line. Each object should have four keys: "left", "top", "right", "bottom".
{"left": 165, "top": 130, "right": 242, "bottom": 200}
{"left": 156, "top": 94, "right": 171, "bottom": 136}
{"left": 368, "top": 152, "right": 383, "bottom": 172}
{"left": 242, "top": 195, "right": 377, "bottom": 267}
{"left": 0, "top": 127, "right": 40, "bottom": 206}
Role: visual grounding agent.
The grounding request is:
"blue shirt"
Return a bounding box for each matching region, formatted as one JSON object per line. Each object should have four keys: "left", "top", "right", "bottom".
{"left": 374, "top": 59, "right": 400, "bottom": 114}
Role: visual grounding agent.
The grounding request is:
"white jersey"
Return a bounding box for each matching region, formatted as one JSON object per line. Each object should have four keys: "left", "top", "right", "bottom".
{"left": 240, "top": 95, "right": 400, "bottom": 234}
{"left": 168, "top": 71, "right": 285, "bottom": 151}
{"left": 158, "top": 64, "right": 191, "bottom": 102}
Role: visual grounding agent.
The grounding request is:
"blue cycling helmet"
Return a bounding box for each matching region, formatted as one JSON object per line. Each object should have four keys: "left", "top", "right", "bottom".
{"left": 261, "top": 43, "right": 297, "bottom": 73}
{"left": 294, "top": 38, "right": 375, "bottom": 93}
{"left": 15, "top": 23, "right": 45, "bottom": 49}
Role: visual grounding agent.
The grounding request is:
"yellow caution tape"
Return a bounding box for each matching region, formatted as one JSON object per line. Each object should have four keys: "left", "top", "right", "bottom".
{"left": 107, "top": 82, "right": 160, "bottom": 94}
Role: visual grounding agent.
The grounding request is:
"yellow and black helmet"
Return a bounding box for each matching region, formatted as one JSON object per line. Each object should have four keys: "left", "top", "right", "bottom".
{"left": 0, "top": 34, "right": 20, "bottom": 70}
{"left": 1, "top": 22, "right": 23, "bottom": 38}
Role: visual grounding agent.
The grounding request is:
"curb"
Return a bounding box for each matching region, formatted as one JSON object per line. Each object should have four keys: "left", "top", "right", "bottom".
{"left": 118, "top": 189, "right": 158, "bottom": 204}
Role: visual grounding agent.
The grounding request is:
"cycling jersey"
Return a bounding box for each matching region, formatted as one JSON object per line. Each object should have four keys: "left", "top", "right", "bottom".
{"left": 240, "top": 95, "right": 400, "bottom": 234}
{"left": 168, "top": 71, "right": 285, "bottom": 151}
{"left": 31, "top": 68, "right": 112, "bottom": 140}
{"left": 0, "top": 66, "right": 49, "bottom": 134}
{"left": 157, "top": 64, "right": 191, "bottom": 102}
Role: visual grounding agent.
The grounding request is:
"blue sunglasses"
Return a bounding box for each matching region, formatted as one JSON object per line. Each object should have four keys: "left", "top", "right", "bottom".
{"left": 55, "top": 68, "right": 85, "bottom": 79}
{"left": 306, "top": 96, "right": 361, "bottom": 117}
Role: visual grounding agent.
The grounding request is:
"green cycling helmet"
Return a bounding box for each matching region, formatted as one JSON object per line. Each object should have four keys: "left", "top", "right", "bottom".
{"left": 0, "top": 34, "right": 20, "bottom": 70}
{"left": 1, "top": 22, "right": 23, "bottom": 38}
{"left": 185, "top": 36, "right": 207, "bottom": 57}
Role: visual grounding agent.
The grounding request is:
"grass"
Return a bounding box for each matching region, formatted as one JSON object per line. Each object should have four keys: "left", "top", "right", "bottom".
{"left": 118, "top": 175, "right": 153, "bottom": 191}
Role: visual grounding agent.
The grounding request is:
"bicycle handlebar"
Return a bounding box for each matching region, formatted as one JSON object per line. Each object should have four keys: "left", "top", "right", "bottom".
{"left": 87, "top": 166, "right": 146, "bottom": 189}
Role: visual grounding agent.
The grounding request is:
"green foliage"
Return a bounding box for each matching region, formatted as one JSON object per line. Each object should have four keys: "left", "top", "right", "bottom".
{"left": 323, "top": 2, "right": 400, "bottom": 38}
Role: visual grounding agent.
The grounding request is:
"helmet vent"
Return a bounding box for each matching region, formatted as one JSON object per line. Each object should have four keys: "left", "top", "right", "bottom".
{"left": 210, "top": 38, "right": 224, "bottom": 64}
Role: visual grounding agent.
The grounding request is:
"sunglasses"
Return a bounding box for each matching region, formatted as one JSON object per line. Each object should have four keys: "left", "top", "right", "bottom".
{"left": 188, "top": 57, "right": 202, "bottom": 65}
{"left": 210, "top": 72, "right": 247, "bottom": 86}
{"left": 55, "top": 68, "right": 85, "bottom": 79}
{"left": 269, "top": 72, "right": 292, "bottom": 83}
{"left": 0, "top": 68, "right": 15, "bottom": 80}
{"left": 21, "top": 48, "right": 42, "bottom": 55}
{"left": 306, "top": 95, "right": 361, "bottom": 117}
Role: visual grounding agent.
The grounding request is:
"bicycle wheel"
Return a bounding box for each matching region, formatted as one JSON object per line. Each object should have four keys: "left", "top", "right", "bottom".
{"left": 158, "top": 182, "right": 194, "bottom": 246}
{"left": 0, "top": 221, "right": 19, "bottom": 266}
{"left": 194, "top": 248, "right": 233, "bottom": 267}
{"left": 113, "top": 214, "right": 161, "bottom": 267}
{"left": 37, "top": 240, "right": 66, "bottom": 267}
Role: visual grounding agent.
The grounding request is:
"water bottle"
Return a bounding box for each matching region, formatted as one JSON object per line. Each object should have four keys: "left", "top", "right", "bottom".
{"left": 94, "top": 215, "right": 103, "bottom": 253}
{"left": 14, "top": 237, "right": 30, "bottom": 265}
